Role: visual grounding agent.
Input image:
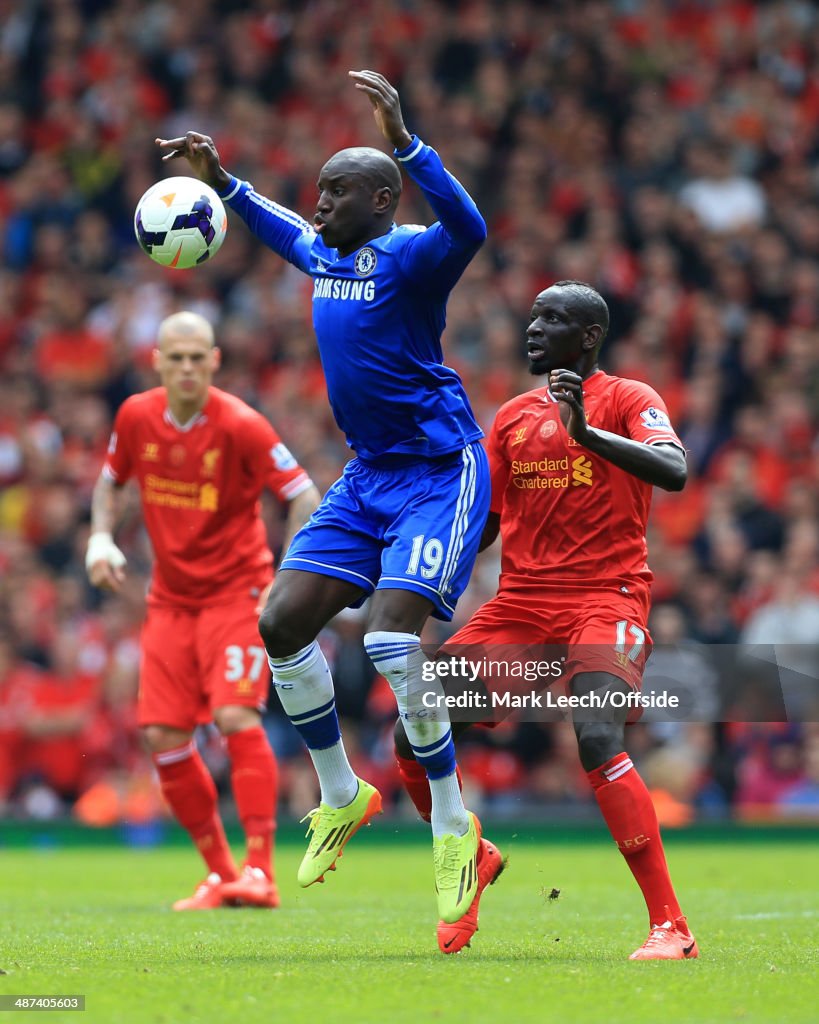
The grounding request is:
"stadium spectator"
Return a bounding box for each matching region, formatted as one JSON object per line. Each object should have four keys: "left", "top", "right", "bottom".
{"left": 778, "top": 729, "right": 819, "bottom": 820}
{"left": 679, "top": 140, "right": 766, "bottom": 235}
{"left": 0, "top": 627, "right": 104, "bottom": 811}
{"left": 739, "top": 569, "right": 819, "bottom": 720}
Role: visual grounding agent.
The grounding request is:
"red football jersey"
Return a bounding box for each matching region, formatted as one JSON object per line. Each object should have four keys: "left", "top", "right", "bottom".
{"left": 487, "top": 370, "right": 683, "bottom": 589}
{"left": 104, "top": 387, "right": 313, "bottom": 606}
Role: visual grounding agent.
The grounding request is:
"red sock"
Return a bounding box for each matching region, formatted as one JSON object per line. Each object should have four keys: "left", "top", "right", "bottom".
{"left": 225, "top": 727, "right": 277, "bottom": 879}
{"left": 154, "top": 742, "right": 238, "bottom": 881}
{"left": 587, "top": 752, "right": 682, "bottom": 926}
{"left": 396, "top": 750, "right": 462, "bottom": 823}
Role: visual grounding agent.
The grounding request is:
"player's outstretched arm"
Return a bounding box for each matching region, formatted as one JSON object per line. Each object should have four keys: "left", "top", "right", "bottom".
{"left": 155, "top": 132, "right": 231, "bottom": 192}
{"left": 551, "top": 370, "right": 688, "bottom": 492}
{"left": 158, "top": 134, "right": 314, "bottom": 270}
{"left": 86, "top": 473, "right": 127, "bottom": 591}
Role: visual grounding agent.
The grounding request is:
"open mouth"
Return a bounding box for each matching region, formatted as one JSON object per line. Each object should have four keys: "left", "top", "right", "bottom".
{"left": 313, "top": 217, "right": 326, "bottom": 234}
{"left": 527, "top": 343, "right": 545, "bottom": 358}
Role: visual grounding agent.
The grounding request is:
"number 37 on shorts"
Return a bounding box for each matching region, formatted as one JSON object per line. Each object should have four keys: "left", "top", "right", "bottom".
{"left": 224, "top": 644, "right": 268, "bottom": 696}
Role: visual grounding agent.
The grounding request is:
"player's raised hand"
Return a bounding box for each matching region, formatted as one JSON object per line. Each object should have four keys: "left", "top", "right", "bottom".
{"left": 550, "top": 369, "right": 589, "bottom": 440}
{"left": 349, "top": 71, "right": 413, "bottom": 151}
{"left": 154, "top": 132, "right": 231, "bottom": 191}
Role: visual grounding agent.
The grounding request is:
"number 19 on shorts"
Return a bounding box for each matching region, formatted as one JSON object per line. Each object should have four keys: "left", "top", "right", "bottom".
{"left": 406, "top": 534, "right": 444, "bottom": 579}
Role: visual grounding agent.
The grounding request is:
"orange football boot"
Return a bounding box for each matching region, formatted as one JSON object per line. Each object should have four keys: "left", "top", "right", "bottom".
{"left": 172, "top": 873, "right": 226, "bottom": 911}
{"left": 220, "top": 865, "right": 280, "bottom": 908}
{"left": 437, "top": 837, "right": 505, "bottom": 954}
{"left": 629, "top": 907, "right": 699, "bottom": 960}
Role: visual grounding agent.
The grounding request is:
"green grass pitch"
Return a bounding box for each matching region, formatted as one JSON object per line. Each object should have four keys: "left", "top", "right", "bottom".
{"left": 1, "top": 826, "right": 817, "bottom": 1024}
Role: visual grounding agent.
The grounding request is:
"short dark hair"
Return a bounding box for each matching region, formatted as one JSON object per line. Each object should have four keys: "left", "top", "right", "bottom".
{"left": 552, "top": 280, "right": 610, "bottom": 344}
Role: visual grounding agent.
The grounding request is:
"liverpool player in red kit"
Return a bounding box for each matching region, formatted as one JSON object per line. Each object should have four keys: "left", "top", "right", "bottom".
{"left": 397, "top": 282, "right": 699, "bottom": 959}
{"left": 86, "top": 311, "right": 320, "bottom": 910}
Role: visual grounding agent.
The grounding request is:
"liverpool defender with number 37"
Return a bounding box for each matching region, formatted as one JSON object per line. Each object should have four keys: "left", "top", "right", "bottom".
{"left": 397, "top": 282, "right": 699, "bottom": 959}
{"left": 86, "top": 311, "right": 320, "bottom": 911}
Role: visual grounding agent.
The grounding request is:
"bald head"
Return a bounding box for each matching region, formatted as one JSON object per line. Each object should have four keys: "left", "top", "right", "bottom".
{"left": 153, "top": 311, "right": 219, "bottom": 420}
{"left": 322, "top": 147, "right": 402, "bottom": 203}
{"left": 315, "top": 146, "right": 403, "bottom": 254}
{"left": 158, "top": 311, "right": 215, "bottom": 350}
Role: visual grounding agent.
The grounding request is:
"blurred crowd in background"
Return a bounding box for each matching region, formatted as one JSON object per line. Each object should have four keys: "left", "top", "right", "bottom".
{"left": 1, "top": 0, "right": 818, "bottom": 829}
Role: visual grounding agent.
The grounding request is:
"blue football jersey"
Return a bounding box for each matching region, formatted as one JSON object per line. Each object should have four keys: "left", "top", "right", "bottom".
{"left": 218, "top": 136, "right": 486, "bottom": 464}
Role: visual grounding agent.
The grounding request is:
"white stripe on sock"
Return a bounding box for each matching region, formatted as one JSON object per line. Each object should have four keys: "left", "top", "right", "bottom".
{"left": 154, "top": 741, "right": 195, "bottom": 766}
{"left": 604, "top": 759, "right": 634, "bottom": 782}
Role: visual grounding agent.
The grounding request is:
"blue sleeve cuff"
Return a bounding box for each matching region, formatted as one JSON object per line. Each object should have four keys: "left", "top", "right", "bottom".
{"left": 394, "top": 136, "right": 424, "bottom": 162}
{"left": 216, "top": 176, "right": 243, "bottom": 201}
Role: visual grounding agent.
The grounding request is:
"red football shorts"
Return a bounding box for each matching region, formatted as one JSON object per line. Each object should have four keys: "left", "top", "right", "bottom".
{"left": 440, "top": 583, "right": 652, "bottom": 721}
{"left": 138, "top": 592, "right": 270, "bottom": 730}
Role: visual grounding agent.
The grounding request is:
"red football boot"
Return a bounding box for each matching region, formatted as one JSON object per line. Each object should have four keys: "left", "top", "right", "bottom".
{"left": 437, "top": 837, "right": 505, "bottom": 954}
{"left": 220, "top": 866, "right": 280, "bottom": 908}
{"left": 172, "top": 873, "right": 226, "bottom": 911}
{"left": 629, "top": 907, "right": 699, "bottom": 960}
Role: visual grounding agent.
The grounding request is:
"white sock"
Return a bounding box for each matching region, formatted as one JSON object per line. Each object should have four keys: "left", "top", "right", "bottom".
{"left": 268, "top": 642, "right": 357, "bottom": 807}
{"left": 308, "top": 741, "right": 359, "bottom": 808}
{"left": 429, "top": 774, "right": 470, "bottom": 838}
{"left": 364, "top": 630, "right": 468, "bottom": 837}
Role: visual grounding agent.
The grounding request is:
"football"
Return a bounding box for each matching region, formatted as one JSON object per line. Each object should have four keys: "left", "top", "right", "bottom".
{"left": 134, "top": 176, "right": 227, "bottom": 269}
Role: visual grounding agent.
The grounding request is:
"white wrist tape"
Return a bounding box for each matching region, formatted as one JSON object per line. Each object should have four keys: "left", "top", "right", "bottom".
{"left": 85, "top": 532, "right": 127, "bottom": 572}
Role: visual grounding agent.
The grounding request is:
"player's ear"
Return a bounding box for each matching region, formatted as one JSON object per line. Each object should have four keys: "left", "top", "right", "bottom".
{"left": 151, "top": 347, "right": 161, "bottom": 372}
{"left": 583, "top": 324, "right": 603, "bottom": 352}
{"left": 374, "top": 186, "right": 393, "bottom": 214}
{"left": 211, "top": 346, "right": 222, "bottom": 371}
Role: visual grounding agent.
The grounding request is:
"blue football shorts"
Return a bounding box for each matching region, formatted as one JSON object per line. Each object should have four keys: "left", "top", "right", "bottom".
{"left": 280, "top": 441, "right": 489, "bottom": 620}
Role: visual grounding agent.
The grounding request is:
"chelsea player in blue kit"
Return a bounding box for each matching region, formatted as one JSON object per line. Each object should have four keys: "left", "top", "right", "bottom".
{"left": 157, "top": 71, "right": 501, "bottom": 937}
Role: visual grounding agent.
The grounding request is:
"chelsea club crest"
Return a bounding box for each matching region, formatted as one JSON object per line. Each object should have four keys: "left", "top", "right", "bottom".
{"left": 354, "top": 247, "right": 377, "bottom": 277}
